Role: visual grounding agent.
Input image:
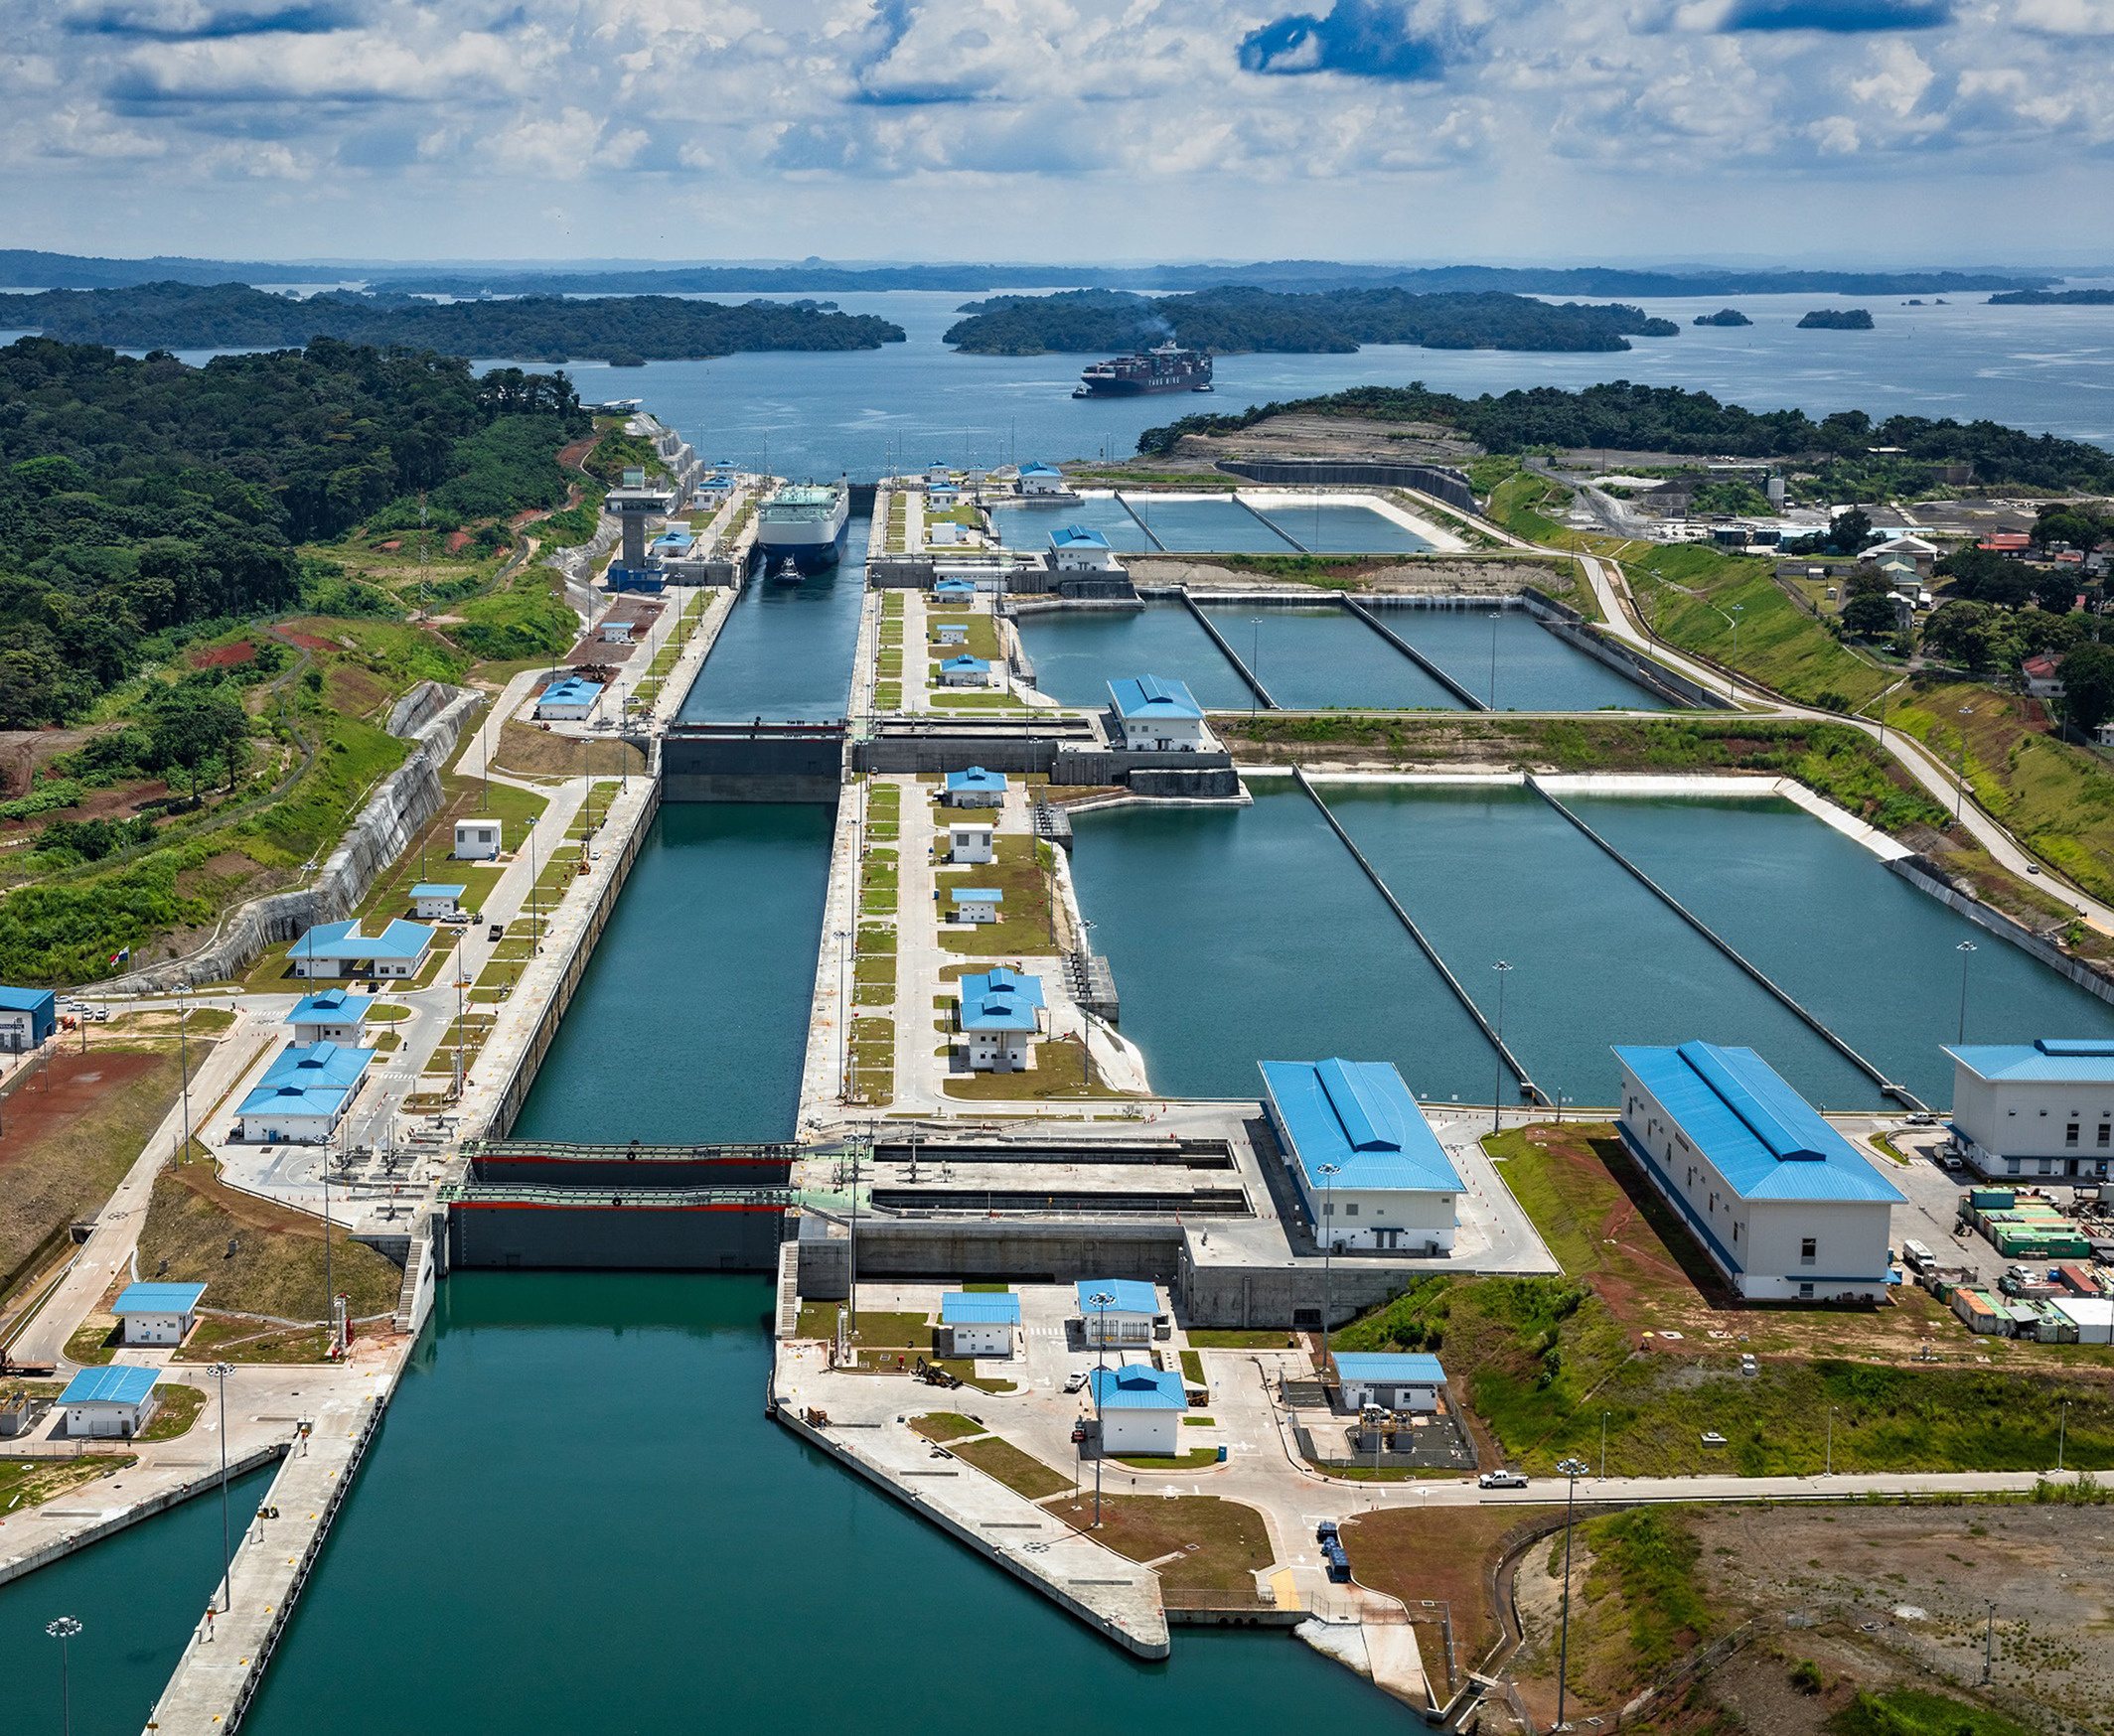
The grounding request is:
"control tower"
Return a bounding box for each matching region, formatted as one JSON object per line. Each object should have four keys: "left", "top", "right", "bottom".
{"left": 605, "top": 467, "right": 679, "bottom": 568}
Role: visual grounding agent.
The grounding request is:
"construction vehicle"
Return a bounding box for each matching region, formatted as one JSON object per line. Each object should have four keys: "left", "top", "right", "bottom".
{"left": 912, "top": 1357, "right": 963, "bottom": 1389}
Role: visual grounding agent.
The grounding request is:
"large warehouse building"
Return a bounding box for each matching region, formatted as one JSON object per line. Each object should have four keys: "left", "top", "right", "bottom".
{"left": 1943, "top": 1039, "right": 2114, "bottom": 1186}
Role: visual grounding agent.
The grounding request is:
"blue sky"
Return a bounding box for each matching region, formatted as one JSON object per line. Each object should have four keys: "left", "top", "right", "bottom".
{"left": 7, "top": 0, "right": 2114, "bottom": 263}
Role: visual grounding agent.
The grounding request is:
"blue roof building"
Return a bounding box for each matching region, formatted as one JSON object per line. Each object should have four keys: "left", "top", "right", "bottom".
{"left": 1075, "top": 1278, "right": 1158, "bottom": 1319}
{"left": 944, "top": 766, "right": 1007, "bottom": 806}
{"left": 287, "top": 918, "right": 434, "bottom": 980}
{"left": 236, "top": 1041, "right": 374, "bottom": 1141}
{"left": 1615, "top": 1042, "right": 1903, "bottom": 1301}
{"left": 286, "top": 989, "right": 373, "bottom": 1042}
{"left": 410, "top": 882, "right": 467, "bottom": 901}
{"left": 934, "top": 575, "right": 979, "bottom": 596}
{"left": 1330, "top": 1352, "right": 1449, "bottom": 1413}
{"left": 940, "top": 1293, "right": 1023, "bottom": 1326}
{"left": 62, "top": 1365, "right": 161, "bottom": 1434}
{"left": 113, "top": 1282, "right": 208, "bottom": 1316}
{"left": 958, "top": 967, "right": 1042, "bottom": 1072}
{"left": 1087, "top": 1365, "right": 1188, "bottom": 1453}
{"left": 0, "top": 984, "right": 57, "bottom": 1049}
{"left": 1943, "top": 1039, "right": 2114, "bottom": 1184}
{"left": 948, "top": 887, "right": 1002, "bottom": 925}
{"left": 1109, "top": 674, "right": 1208, "bottom": 750}
{"left": 536, "top": 676, "right": 603, "bottom": 718}
{"left": 1260, "top": 1060, "right": 1464, "bottom": 1254}
{"left": 937, "top": 652, "right": 991, "bottom": 686}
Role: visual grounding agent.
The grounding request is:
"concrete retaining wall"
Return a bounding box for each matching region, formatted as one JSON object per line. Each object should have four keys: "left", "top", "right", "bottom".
{"left": 108, "top": 681, "right": 484, "bottom": 993}
{"left": 1888, "top": 855, "right": 2114, "bottom": 1008}
{"left": 796, "top": 1220, "right": 1182, "bottom": 1298}
{"left": 1520, "top": 589, "right": 1726, "bottom": 709}
{"left": 448, "top": 1201, "right": 787, "bottom": 1268}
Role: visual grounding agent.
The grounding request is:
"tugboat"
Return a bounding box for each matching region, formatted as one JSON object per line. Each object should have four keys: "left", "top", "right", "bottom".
{"left": 1073, "top": 342, "right": 1213, "bottom": 398}
{"left": 768, "top": 555, "right": 806, "bottom": 586}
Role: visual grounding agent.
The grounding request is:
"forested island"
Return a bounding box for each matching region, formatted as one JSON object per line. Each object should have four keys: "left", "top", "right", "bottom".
{"left": 1694, "top": 309, "right": 1752, "bottom": 326}
{"left": 1796, "top": 309, "right": 1876, "bottom": 330}
{"left": 944, "top": 287, "right": 1681, "bottom": 356}
{"left": 1136, "top": 379, "right": 2114, "bottom": 496}
{"left": 0, "top": 282, "right": 906, "bottom": 361}
{"left": 1986, "top": 288, "right": 2114, "bottom": 306}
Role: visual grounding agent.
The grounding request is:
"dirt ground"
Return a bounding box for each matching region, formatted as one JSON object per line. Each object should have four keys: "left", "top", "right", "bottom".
{"left": 493, "top": 719, "right": 647, "bottom": 779}
{"left": 1346, "top": 1503, "right": 1557, "bottom": 1691}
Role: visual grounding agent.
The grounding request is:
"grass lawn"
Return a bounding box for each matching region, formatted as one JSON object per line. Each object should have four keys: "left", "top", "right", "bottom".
{"left": 65, "top": 1316, "right": 119, "bottom": 1365}
{"left": 943, "top": 1037, "right": 1116, "bottom": 1100}
{"left": 1049, "top": 1494, "right": 1276, "bottom": 1593}
{"left": 927, "top": 612, "right": 1002, "bottom": 660}
{"left": 1112, "top": 1446, "right": 1222, "bottom": 1470}
{"left": 1178, "top": 1350, "right": 1205, "bottom": 1385}
{"left": 909, "top": 1412, "right": 986, "bottom": 1443}
{"left": 137, "top": 1381, "right": 207, "bottom": 1440}
{"left": 793, "top": 1303, "right": 928, "bottom": 1346}
{"left": 1347, "top": 1504, "right": 1557, "bottom": 1687}
{"left": 0, "top": 1453, "right": 133, "bottom": 1512}
{"left": 176, "top": 1317, "right": 335, "bottom": 1363}
{"left": 1185, "top": 1328, "right": 1295, "bottom": 1350}
{"left": 952, "top": 1434, "right": 1072, "bottom": 1499}
{"left": 934, "top": 835, "right": 1059, "bottom": 955}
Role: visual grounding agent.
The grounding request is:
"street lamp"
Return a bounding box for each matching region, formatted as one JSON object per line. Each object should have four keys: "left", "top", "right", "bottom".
{"left": 1087, "top": 1290, "right": 1115, "bottom": 1527}
{"left": 1490, "top": 960, "right": 1513, "bottom": 1134}
{"left": 1555, "top": 1456, "right": 1591, "bottom": 1732}
{"left": 1825, "top": 1404, "right": 1837, "bottom": 1477}
{"left": 1316, "top": 1161, "right": 1342, "bottom": 1379}
{"left": 1714, "top": 603, "right": 1744, "bottom": 702}
{"left": 208, "top": 1362, "right": 235, "bottom": 1611}
{"left": 46, "top": 1617, "right": 80, "bottom": 1736}
{"left": 1956, "top": 940, "right": 1977, "bottom": 1045}
{"left": 1954, "top": 705, "right": 1974, "bottom": 821}
{"left": 1249, "top": 618, "right": 1261, "bottom": 718}
{"left": 2057, "top": 1398, "right": 2068, "bottom": 1474}
{"left": 1599, "top": 1411, "right": 1609, "bottom": 1482}
{"left": 1487, "top": 610, "right": 1501, "bottom": 709}
{"left": 176, "top": 979, "right": 193, "bottom": 1159}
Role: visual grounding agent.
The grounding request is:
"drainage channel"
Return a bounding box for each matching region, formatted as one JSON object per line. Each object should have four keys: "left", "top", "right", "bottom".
{"left": 1179, "top": 589, "right": 1280, "bottom": 708}
{"left": 1525, "top": 777, "right": 1926, "bottom": 1112}
{"left": 1293, "top": 767, "right": 1546, "bottom": 1106}
{"left": 1336, "top": 597, "right": 1489, "bottom": 710}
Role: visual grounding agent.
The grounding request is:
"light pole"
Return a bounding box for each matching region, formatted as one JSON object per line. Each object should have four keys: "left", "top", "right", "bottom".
{"left": 1983, "top": 1602, "right": 1997, "bottom": 1684}
{"left": 527, "top": 811, "right": 541, "bottom": 950}
{"left": 1599, "top": 1411, "right": 1609, "bottom": 1482}
{"left": 209, "top": 1361, "right": 235, "bottom": 1611}
{"left": 1714, "top": 603, "right": 1743, "bottom": 702}
{"left": 1956, "top": 940, "right": 1977, "bottom": 1045}
{"left": 1555, "top": 1456, "right": 1590, "bottom": 1732}
{"left": 835, "top": 928, "right": 852, "bottom": 1100}
{"left": 1954, "top": 705, "right": 1974, "bottom": 821}
{"left": 46, "top": 1616, "right": 80, "bottom": 1736}
{"left": 846, "top": 1133, "right": 860, "bottom": 1335}
{"left": 1825, "top": 1404, "right": 1837, "bottom": 1477}
{"left": 176, "top": 980, "right": 193, "bottom": 1159}
{"left": 1490, "top": 960, "right": 1513, "bottom": 1134}
{"left": 322, "top": 1146, "right": 335, "bottom": 1357}
{"left": 1249, "top": 618, "right": 1261, "bottom": 718}
{"left": 1487, "top": 610, "right": 1500, "bottom": 709}
{"left": 1316, "top": 1161, "right": 1342, "bottom": 1379}
{"left": 1088, "top": 1290, "right": 1114, "bottom": 1527}
{"left": 2057, "top": 1398, "right": 2068, "bottom": 1474}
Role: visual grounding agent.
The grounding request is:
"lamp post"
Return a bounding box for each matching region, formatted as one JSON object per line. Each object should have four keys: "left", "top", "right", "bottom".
{"left": 1825, "top": 1404, "right": 1837, "bottom": 1477}
{"left": 1316, "top": 1161, "right": 1342, "bottom": 1379}
{"left": 1487, "top": 610, "right": 1500, "bottom": 709}
{"left": 1956, "top": 940, "right": 1977, "bottom": 1045}
{"left": 846, "top": 1133, "right": 860, "bottom": 1335}
{"left": 209, "top": 1362, "right": 235, "bottom": 1611}
{"left": 1714, "top": 603, "right": 1743, "bottom": 702}
{"left": 835, "top": 928, "right": 852, "bottom": 1101}
{"left": 46, "top": 1617, "right": 81, "bottom": 1736}
{"left": 176, "top": 980, "right": 193, "bottom": 1160}
{"left": 1491, "top": 960, "right": 1513, "bottom": 1134}
{"left": 1555, "top": 1456, "right": 1590, "bottom": 1732}
{"left": 1250, "top": 618, "right": 1261, "bottom": 718}
{"left": 1954, "top": 705, "right": 1974, "bottom": 821}
{"left": 1088, "top": 1290, "right": 1115, "bottom": 1527}
{"left": 1983, "top": 1602, "right": 1998, "bottom": 1684}
{"left": 2057, "top": 1398, "right": 2068, "bottom": 1474}
{"left": 1599, "top": 1410, "right": 1609, "bottom": 1482}
{"left": 527, "top": 811, "right": 541, "bottom": 951}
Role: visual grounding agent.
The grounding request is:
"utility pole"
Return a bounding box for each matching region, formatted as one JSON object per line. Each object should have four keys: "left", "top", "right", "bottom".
{"left": 1555, "top": 1456, "right": 1590, "bottom": 1732}
{"left": 1982, "top": 1602, "right": 1997, "bottom": 1684}
{"left": 1491, "top": 960, "right": 1513, "bottom": 1134}
{"left": 210, "top": 1362, "right": 235, "bottom": 1610}
{"left": 846, "top": 1133, "right": 860, "bottom": 1336}
{"left": 1317, "top": 1162, "right": 1341, "bottom": 1379}
{"left": 1088, "top": 1291, "right": 1114, "bottom": 1527}
{"left": 1599, "top": 1411, "right": 1609, "bottom": 1482}
{"left": 1825, "top": 1404, "right": 1837, "bottom": 1476}
{"left": 46, "top": 1618, "right": 80, "bottom": 1736}
{"left": 176, "top": 981, "right": 193, "bottom": 1160}
{"left": 322, "top": 1154, "right": 334, "bottom": 1358}
{"left": 1487, "top": 610, "right": 1500, "bottom": 709}
{"left": 1957, "top": 940, "right": 1977, "bottom": 1045}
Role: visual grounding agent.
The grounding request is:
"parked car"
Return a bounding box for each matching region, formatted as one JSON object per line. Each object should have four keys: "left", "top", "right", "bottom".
{"left": 1477, "top": 1469, "right": 1529, "bottom": 1489}
{"left": 488, "top": 924, "right": 506, "bottom": 941}
{"left": 1063, "top": 1371, "right": 1088, "bottom": 1393}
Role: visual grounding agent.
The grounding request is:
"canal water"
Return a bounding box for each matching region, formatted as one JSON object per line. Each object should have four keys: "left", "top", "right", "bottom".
{"left": 1383, "top": 609, "right": 1672, "bottom": 712}
{"left": 1202, "top": 604, "right": 1462, "bottom": 710}
{"left": 0, "top": 1466, "right": 270, "bottom": 1736}
{"left": 1014, "top": 604, "right": 1255, "bottom": 711}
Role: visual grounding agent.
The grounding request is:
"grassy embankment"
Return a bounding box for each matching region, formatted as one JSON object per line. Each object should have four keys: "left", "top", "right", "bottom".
{"left": 932, "top": 834, "right": 1061, "bottom": 956}
{"left": 1333, "top": 1122, "right": 2114, "bottom": 1478}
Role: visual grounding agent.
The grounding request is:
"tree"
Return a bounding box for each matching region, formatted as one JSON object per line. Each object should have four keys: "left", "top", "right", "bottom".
{"left": 1920, "top": 599, "right": 2006, "bottom": 673}
{"left": 1842, "top": 590, "right": 1899, "bottom": 640}
{"left": 146, "top": 686, "right": 246, "bottom": 802}
{"left": 1829, "top": 506, "right": 1874, "bottom": 556}
{"left": 2059, "top": 642, "right": 2114, "bottom": 735}
{"left": 2034, "top": 568, "right": 2084, "bottom": 615}
{"left": 1938, "top": 546, "right": 2035, "bottom": 609}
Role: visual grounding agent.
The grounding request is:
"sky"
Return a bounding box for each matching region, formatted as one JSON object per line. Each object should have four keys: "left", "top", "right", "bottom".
{"left": 7, "top": 0, "right": 2114, "bottom": 264}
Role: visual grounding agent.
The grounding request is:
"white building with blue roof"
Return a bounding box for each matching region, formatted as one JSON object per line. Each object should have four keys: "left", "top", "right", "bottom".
{"left": 1050, "top": 525, "right": 1121, "bottom": 572}
{"left": 1088, "top": 1364, "right": 1185, "bottom": 1454}
{"left": 287, "top": 917, "right": 434, "bottom": 980}
{"left": 62, "top": 1365, "right": 161, "bottom": 1438}
{"left": 0, "top": 984, "right": 57, "bottom": 1051}
{"left": 234, "top": 1041, "right": 375, "bottom": 1143}
{"left": 1616, "top": 1041, "right": 1903, "bottom": 1301}
{"left": 939, "top": 1292, "right": 1021, "bottom": 1358}
{"left": 938, "top": 653, "right": 991, "bottom": 688}
{"left": 1108, "top": 674, "right": 1209, "bottom": 752}
{"left": 1260, "top": 1060, "right": 1464, "bottom": 1254}
{"left": 958, "top": 966, "right": 1042, "bottom": 1072}
{"left": 948, "top": 887, "right": 1002, "bottom": 926}
{"left": 113, "top": 1280, "right": 207, "bottom": 1346}
{"left": 286, "top": 988, "right": 373, "bottom": 1046}
{"left": 1330, "top": 1352, "right": 1447, "bottom": 1413}
{"left": 1075, "top": 1278, "right": 1159, "bottom": 1346}
{"left": 536, "top": 675, "right": 603, "bottom": 721}
{"left": 1017, "top": 461, "right": 1067, "bottom": 497}
{"left": 1945, "top": 1039, "right": 2114, "bottom": 1184}
{"left": 944, "top": 766, "right": 1007, "bottom": 807}
{"left": 410, "top": 882, "right": 467, "bottom": 920}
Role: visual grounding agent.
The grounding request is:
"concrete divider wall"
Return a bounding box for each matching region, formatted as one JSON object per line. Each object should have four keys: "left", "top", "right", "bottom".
{"left": 1888, "top": 855, "right": 2114, "bottom": 1008}
{"left": 1520, "top": 589, "right": 1726, "bottom": 709}
{"left": 109, "top": 682, "right": 486, "bottom": 993}
{"left": 795, "top": 1220, "right": 1182, "bottom": 1299}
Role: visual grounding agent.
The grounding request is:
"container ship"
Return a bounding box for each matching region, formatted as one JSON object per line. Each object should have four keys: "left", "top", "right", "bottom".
{"left": 1073, "top": 343, "right": 1214, "bottom": 397}
{"left": 755, "top": 481, "right": 849, "bottom": 573}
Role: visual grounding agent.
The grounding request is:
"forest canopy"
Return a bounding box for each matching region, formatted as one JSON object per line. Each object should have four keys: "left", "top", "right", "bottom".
{"left": 0, "top": 282, "right": 907, "bottom": 362}
{"left": 943, "top": 287, "right": 1682, "bottom": 356}
{"left": 0, "top": 336, "right": 585, "bottom": 725}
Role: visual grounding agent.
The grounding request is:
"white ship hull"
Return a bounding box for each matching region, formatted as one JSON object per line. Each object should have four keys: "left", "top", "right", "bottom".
{"left": 756, "top": 488, "right": 850, "bottom": 571}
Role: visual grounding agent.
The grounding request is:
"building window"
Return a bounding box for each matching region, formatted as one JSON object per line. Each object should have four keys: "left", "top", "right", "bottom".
{"left": 1798, "top": 1282, "right": 1815, "bottom": 1300}
{"left": 2067, "top": 1124, "right": 2081, "bottom": 1148}
{"left": 2099, "top": 1124, "right": 2111, "bottom": 1148}
{"left": 1343, "top": 1203, "right": 1360, "bottom": 1217}
{"left": 1732, "top": 1222, "right": 1740, "bottom": 1242}
{"left": 2006, "top": 1157, "right": 2021, "bottom": 1175}
{"left": 1800, "top": 1236, "right": 1817, "bottom": 1266}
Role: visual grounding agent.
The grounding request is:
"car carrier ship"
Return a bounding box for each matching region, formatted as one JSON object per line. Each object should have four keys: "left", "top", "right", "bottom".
{"left": 1073, "top": 343, "right": 1214, "bottom": 397}
{"left": 754, "top": 481, "right": 850, "bottom": 573}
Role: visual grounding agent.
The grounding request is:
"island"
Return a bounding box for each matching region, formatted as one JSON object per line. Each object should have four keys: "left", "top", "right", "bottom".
{"left": 1693, "top": 308, "right": 1752, "bottom": 327}
{"left": 1986, "top": 288, "right": 2114, "bottom": 306}
{"left": 0, "top": 282, "right": 907, "bottom": 361}
{"left": 1796, "top": 308, "right": 1876, "bottom": 330}
{"left": 944, "top": 287, "right": 1682, "bottom": 357}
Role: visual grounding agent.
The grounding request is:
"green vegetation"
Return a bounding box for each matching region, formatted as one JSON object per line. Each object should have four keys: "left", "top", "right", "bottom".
{"left": 1137, "top": 379, "right": 2114, "bottom": 497}
{"left": 1112, "top": 1446, "right": 1223, "bottom": 1470}
{"left": 1185, "top": 1328, "right": 1295, "bottom": 1349}
{"left": 137, "top": 1380, "right": 207, "bottom": 1441}
{"left": 1051, "top": 1494, "right": 1277, "bottom": 1592}
{"left": 1799, "top": 308, "right": 1876, "bottom": 330}
{"left": 1581, "top": 1507, "right": 1715, "bottom": 1672}
{"left": 948, "top": 288, "right": 1677, "bottom": 357}
{"left": 952, "top": 1434, "right": 1072, "bottom": 1499}
{"left": 0, "top": 1454, "right": 132, "bottom": 1511}
{"left": 908, "top": 1412, "right": 985, "bottom": 1443}
{"left": 1831, "top": 1689, "right": 2038, "bottom": 1736}
{"left": 935, "top": 835, "right": 1060, "bottom": 955}
{"left": 2, "top": 283, "right": 907, "bottom": 361}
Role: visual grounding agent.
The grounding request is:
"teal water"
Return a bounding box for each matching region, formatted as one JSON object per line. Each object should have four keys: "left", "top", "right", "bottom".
{"left": 1325, "top": 786, "right": 1873, "bottom": 1109}
{"left": 1067, "top": 791, "right": 1510, "bottom": 1101}
{"left": 1570, "top": 796, "right": 2114, "bottom": 1108}
{"left": 1252, "top": 502, "right": 1434, "bottom": 555}
{"left": 1385, "top": 610, "right": 1673, "bottom": 712}
{"left": 991, "top": 496, "right": 1156, "bottom": 554}
{"left": 0, "top": 1465, "right": 270, "bottom": 1736}
{"left": 509, "top": 803, "right": 833, "bottom": 1143}
{"left": 1016, "top": 605, "right": 1253, "bottom": 710}
{"left": 1201, "top": 605, "right": 1461, "bottom": 710}
{"left": 1125, "top": 496, "right": 1298, "bottom": 554}
{"left": 678, "top": 510, "right": 870, "bottom": 722}
{"left": 239, "top": 1274, "right": 1394, "bottom": 1735}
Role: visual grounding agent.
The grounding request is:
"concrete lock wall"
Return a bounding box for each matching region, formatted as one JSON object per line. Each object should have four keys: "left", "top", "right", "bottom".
{"left": 448, "top": 1203, "right": 788, "bottom": 1268}
{"left": 661, "top": 731, "right": 847, "bottom": 804}
{"left": 1519, "top": 589, "right": 1728, "bottom": 710}
{"left": 1212, "top": 459, "right": 1477, "bottom": 514}
{"left": 1177, "top": 1257, "right": 1420, "bottom": 1331}
{"left": 795, "top": 1221, "right": 1181, "bottom": 1300}
{"left": 108, "top": 681, "right": 485, "bottom": 993}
